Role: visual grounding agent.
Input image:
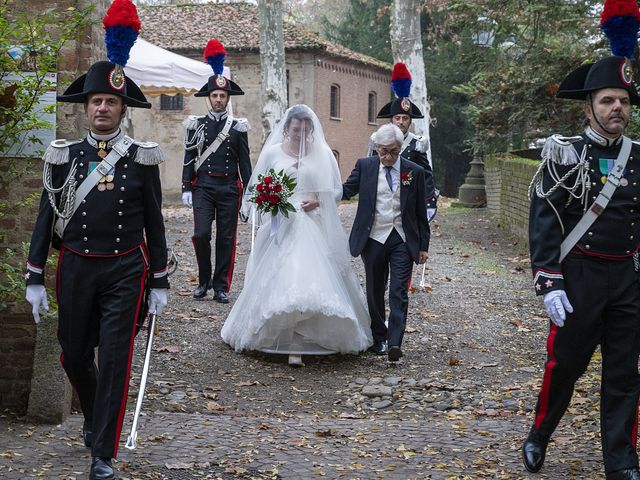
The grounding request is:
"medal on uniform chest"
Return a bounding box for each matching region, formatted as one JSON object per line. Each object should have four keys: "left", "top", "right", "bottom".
{"left": 89, "top": 160, "right": 115, "bottom": 192}
{"left": 598, "top": 158, "right": 627, "bottom": 185}
{"left": 98, "top": 141, "right": 107, "bottom": 159}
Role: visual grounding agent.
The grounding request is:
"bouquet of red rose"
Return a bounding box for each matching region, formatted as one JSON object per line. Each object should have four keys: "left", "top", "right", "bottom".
{"left": 248, "top": 168, "right": 297, "bottom": 217}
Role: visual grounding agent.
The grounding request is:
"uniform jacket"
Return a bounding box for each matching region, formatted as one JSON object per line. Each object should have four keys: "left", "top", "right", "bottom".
{"left": 369, "top": 131, "right": 437, "bottom": 208}
{"left": 342, "top": 155, "right": 430, "bottom": 264}
{"left": 530, "top": 128, "right": 640, "bottom": 295}
{"left": 399, "top": 134, "right": 437, "bottom": 209}
{"left": 182, "top": 112, "right": 251, "bottom": 191}
{"left": 26, "top": 132, "right": 169, "bottom": 289}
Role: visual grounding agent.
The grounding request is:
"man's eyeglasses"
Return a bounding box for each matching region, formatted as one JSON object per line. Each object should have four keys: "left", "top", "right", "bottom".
{"left": 378, "top": 147, "right": 401, "bottom": 157}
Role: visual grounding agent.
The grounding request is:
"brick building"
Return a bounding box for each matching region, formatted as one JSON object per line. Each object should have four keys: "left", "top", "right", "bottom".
{"left": 135, "top": 2, "right": 392, "bottom": 195}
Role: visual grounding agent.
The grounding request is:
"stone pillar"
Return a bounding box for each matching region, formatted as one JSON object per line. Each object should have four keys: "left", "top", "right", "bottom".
{"left": 27, "top": 313, "right": 72, "bottom": 423}
{"left": 458, "top": 150, "right": 487, "bottom": 207}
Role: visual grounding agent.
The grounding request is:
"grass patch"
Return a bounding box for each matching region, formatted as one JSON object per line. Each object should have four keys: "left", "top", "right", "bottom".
{"left": 451, "top": 239, "right": 505, "bottom": 276}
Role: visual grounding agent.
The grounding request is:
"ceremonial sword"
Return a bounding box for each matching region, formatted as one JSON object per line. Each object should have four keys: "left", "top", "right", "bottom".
{"left": 125, "top": 248, "right": 178, "bottom": 450}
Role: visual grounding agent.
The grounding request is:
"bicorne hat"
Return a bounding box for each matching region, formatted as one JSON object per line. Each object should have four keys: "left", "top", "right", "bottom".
{"left": 377, "top": 62, "right": 423, "bottom": 119}
{"left": 557, "top": 57, "right": 640, "bottom": 105}
{"left": 57, "top": 0, "right": 150, "bottom": 109}
{"left": 195, "top": 39, "right": 244, "bottom": 97}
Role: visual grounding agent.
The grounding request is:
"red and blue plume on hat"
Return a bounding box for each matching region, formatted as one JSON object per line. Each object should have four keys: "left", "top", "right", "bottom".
{"left": 103, "top": 0, "right": 141, "bottom": 67}
{"left": 391, "top": 62, "right": 412, "bottom": 98}
{"left": 600, "top": 0, "right": 640, "bottom": 58}
{"left": 204, "top": 39, "right": 227, "bottom": 76}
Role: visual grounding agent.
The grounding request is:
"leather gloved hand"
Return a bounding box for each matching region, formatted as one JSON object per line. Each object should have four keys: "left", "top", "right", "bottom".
{"left": 26, "top": 285, "right": 49, "bottom": 324}
{"left": 181, "top": 192, "right": 193, "bottom": 208}
{"left": 148, "top": 288, "right": 168, "bottom": 315}
{"left": 543, "top": 290, "right": 573, "bottom": 327}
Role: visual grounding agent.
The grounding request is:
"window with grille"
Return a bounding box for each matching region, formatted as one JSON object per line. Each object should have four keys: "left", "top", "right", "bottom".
{"left": 368, "top": 92, "right": 377, "bottom": 124}
{"left": 160, "top": 93, "right": 183, "bottom": 111}
{"left": 330, "top": 84, "right": 340, "bottom": 119}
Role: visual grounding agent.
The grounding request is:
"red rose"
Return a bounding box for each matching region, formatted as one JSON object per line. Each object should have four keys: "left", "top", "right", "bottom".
{"left": 257, "top": 194, "right": 268, "bottom": 204}
{"left": 264, "top": 185, "right": 272, "bottom": 192}
{"left": 274, "top": 184, "right": 282, "bottom": 193}
{"left": 268, "top": 194, "right": 279, "bottom": 205}
{"left": 256, "top": 184, "right": 264, "bottom": 192}
{"left": 263, "top": 176, "right": 273, "bottom": 184}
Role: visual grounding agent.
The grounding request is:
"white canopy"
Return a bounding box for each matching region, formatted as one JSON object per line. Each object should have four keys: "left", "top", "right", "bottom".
{"left": 125, "top": 38, "right": 229, "bottom": 96}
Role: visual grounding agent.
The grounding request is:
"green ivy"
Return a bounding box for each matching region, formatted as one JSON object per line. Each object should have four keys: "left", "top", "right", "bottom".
{"left": 0, "top": 243, "right": 58, "bottom": 311}
{"left": 1, "top": 2, "right": 94, "bottom": 155}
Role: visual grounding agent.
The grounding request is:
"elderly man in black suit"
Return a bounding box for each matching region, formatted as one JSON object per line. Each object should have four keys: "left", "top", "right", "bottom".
{"left": 343, "top": 123, "right": 430, "bottom": 362}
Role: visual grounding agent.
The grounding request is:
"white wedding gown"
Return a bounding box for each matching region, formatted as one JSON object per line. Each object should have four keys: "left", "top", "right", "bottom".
{"left": 221, "top": 146, "right": 373, "bottom": 354}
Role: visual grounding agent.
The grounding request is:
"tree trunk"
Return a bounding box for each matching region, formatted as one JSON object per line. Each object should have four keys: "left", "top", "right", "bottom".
{"left": 258, "top": 0, "right": 287, "bottom": 143}
{"left": 390, "top": 0, "right": 432, "bottom": 167}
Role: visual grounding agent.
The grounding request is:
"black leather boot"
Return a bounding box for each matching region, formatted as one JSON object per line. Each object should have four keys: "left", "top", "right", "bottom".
{"left": 522, "top": 429, "right": 548, "bottom": 473}
{"left": 89, "top": 457, "right": 115, "bottom": 480}
{"left": 368, "top": 340, "right": 387, "bottom": 355}
{"left": 388, "top": 346, "right": 403, "bottom": 362}
{"left": 214, "top": 290, "right": 229, "bottom": 303}
{"left": 193, "top": 284, "right": 208, "bottom": 299}
{"left": 607, "top": 468, "right": 640, "bottom": 480}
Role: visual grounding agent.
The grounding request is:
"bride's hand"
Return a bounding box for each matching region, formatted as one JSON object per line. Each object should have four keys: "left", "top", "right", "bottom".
{"left": 301, "top": 199, "right": 320, "bottom": 212}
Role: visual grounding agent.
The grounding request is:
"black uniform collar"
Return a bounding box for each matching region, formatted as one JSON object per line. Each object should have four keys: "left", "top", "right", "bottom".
{"left": 86, "top": 129, "right": 125, "bottom": 149}
{"left": 207, "top": 111, "right": 228, "bottom": 122}
{"left": 584, "top": 126, "right": 623, "bottom": 148}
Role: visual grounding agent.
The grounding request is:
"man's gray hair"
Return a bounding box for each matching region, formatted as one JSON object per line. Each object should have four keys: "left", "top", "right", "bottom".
{"left": 373, "top": 123, "right": 403, "bottom": 146}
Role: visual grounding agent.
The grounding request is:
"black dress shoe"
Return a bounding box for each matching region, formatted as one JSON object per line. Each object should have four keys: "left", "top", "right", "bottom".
{"left": 388, "top": 346, "right": 403, "bottom": 362}
{"left": 607, "top": 468, "right": 640, "bottom": 480}
{"left": 522, "top": 429, "right": 548, "bottom": 473}
{"left": 193, "top": 284, "right": 208, "bottom": 299}
{"left": 368, "top": 340, "right": 387, "bottom": 355}
{"left": 82, "top": 420, "right": 92, "bottom": 448}
{"left": 90, "top": 457, "right": 115, "bottom": 480}
{"left": 214, "top": 290, "right": 229, "bottom": 303}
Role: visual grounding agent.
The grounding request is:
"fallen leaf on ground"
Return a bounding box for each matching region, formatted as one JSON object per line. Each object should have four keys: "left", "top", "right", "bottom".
{"left": 155, "top": 345, "right": 180, "bottom": 353}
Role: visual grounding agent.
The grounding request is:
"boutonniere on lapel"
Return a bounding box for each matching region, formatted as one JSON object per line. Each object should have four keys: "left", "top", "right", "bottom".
{"left": 401, "top": 171, "right": 413, "bottom": 186}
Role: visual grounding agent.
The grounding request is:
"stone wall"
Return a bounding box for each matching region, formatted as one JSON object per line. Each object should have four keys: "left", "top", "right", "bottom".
{"left": 0, "top": 0, "right": 109, "bottom": 414}
{"left": 0, "top": 158, "right": 41, "bottom": 410}
{"left": 484, "top": 153, "right": 540, "bottom": 244}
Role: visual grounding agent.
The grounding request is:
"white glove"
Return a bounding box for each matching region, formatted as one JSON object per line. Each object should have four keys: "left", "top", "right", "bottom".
{"left": 148, "top": 288, "right": 168, "bottom": 316}
{"left": 26, "top": 285, "right": 49, "bottom": 324}
{"left": 427, "top": 208, "right": 437, "bottom": 223}
{"left": 181, "top": 192, "right": 193, "bottom": 208}
{"left": 543, "top": 290, "right": 573, "bottom": 328}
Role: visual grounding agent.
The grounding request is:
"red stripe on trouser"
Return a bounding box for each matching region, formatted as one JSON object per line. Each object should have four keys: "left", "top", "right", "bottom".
{"left": 225, "top": 179, "right": 242, "bottom": 291}
{"left": 112, "top": 261, "right": 147, "bottom": 458}
{"left": 55, "top": 247, "right": 66, "bottom": 340}
{"left": 632, "top": 400, "right": 640, "bottom": 448}
{"left": 535, "top": 324, "right": 559, "bottom": 431}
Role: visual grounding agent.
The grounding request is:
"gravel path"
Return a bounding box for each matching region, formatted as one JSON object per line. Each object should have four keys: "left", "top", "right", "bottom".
{"left": 0, "top": 200, "right": 607, "bottom": 479}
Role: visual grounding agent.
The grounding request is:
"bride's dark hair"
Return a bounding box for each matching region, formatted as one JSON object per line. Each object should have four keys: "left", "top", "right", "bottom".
{"left": 283, "top": 104, "right": 315, "bottom": 136}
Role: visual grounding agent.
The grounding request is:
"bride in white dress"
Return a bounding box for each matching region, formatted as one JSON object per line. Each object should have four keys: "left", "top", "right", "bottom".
{"left": 220, "top": 104, "right": 373, "bottom": 365}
